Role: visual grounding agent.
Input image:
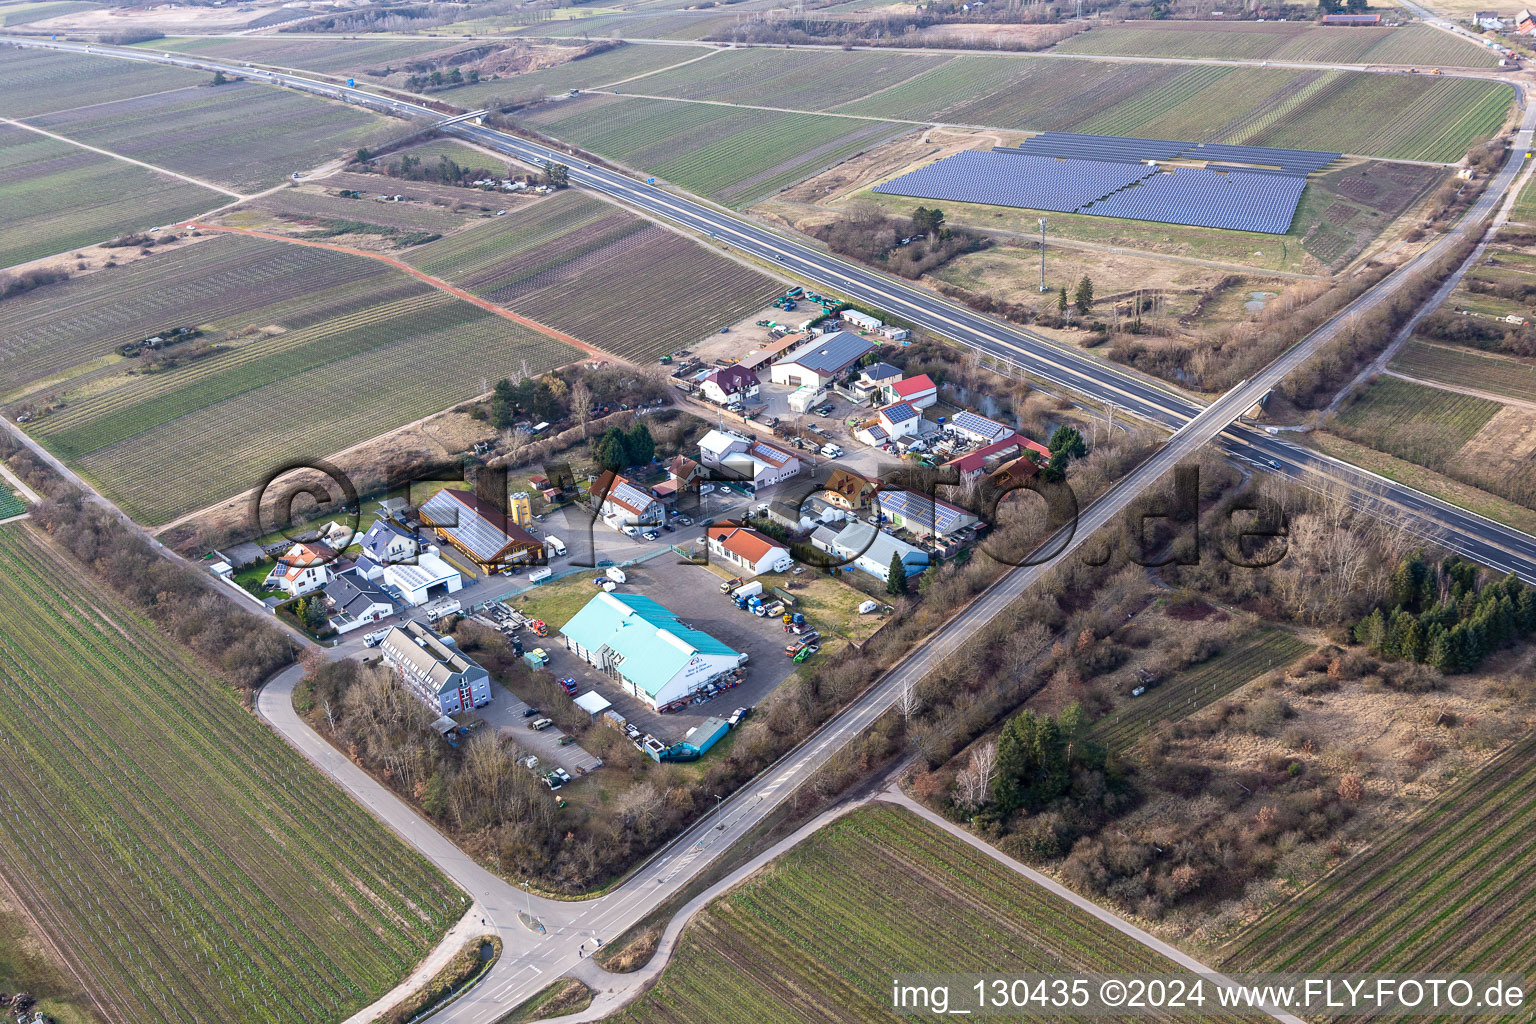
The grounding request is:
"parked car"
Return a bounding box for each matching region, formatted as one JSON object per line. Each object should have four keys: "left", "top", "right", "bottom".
{"left": 643, "top": 530, "right": 660, "bottom": 541}
{"left": 674, "top": 514, "right": 693, "bottom": 526}
{"left": 521, "top": 706, "right": 542, "bottom": 718}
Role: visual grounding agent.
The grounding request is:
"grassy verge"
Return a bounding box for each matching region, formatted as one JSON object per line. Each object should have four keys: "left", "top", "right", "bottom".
{"left": 372, "top": 936, "right": 501, "bottom": 1024}
{"left": 498, "top": 978, "right": 593, "bottom": 1024}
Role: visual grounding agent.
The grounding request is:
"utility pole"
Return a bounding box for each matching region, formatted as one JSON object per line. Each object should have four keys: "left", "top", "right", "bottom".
{"left": 1038, "top": 217, "right": 1048, "bottom": 292}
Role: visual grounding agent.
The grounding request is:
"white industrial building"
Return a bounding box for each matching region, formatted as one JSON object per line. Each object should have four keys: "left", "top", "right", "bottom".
{"left": 841, "top": 310, "right": 882, "bottom": 332}
{"left": 707, "top": 522, "right": 793, "bottom": 576}
{"left": 811, "top": 521, "right": 928, "bottom": 583}
{"left": 384, "top": 550, "right": 463, "bottom": 607}
{"left": 560, "top": 592, "right": 743, "bottom": 709}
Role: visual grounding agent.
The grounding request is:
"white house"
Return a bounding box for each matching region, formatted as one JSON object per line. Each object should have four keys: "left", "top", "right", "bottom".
{"left": 699, "top": 365, "right": 760, "bottom": 406}
{"left": 841, "top": 310, "right": 882, "bottom": 332}
{"left": 707, "top": 522, "right": 793, "bottom": 576}
{"left": 354, "top": 518, "right": 419, "bottom": 579}
{"left": 810, "top": 521, "right": 928, "bottom": 583}
{"left": 770, "top": 331, "right": 876, "bottom": 389}
{"left": 698, "top": 430, "right": 801, "bottom": 488}
{"left": 595, "top": 472, "right": 664, "bottom": 526}
{"left": 323, "top": 568, "right": 395, "bottom": 634}
{"left": 380, "top": 620, "right": 492, "bottom": 715}
{"left": 860, "top": 362, "right": 903, "bottom": 389}
{"left": 876, "top": 401, "right": 922, "bottom": 439}
{"left": 265, "top": 541, "right": 335, "bottom": 598}
{"left": 885, "top": 373, "right": 938, "bottom": 410}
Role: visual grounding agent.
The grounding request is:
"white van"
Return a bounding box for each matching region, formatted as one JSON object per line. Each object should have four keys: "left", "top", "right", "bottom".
{"left": 819, "top": 443, "right": 843, "bottom": 458}
{"left": 530, "top": 718, "right": 553, "bottom": 731}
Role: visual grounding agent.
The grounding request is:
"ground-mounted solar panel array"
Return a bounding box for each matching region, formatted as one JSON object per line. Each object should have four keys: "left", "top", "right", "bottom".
{"left": 875, "top": 132, "right": 1341, "bottom": 234}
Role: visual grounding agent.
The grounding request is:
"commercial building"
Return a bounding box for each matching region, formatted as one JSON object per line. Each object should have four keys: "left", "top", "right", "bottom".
{"left": 323, "top": 568, "right": 395, "bottom": 634}
{"left": 419, "top": 488, "right": 544, "bottom": 574}
{"left": 560, "top": 592, "right": 743, "bottom": 709}
{"left": 945, "top": 433, "right": 1051, "bottom": 477}
{"left": 770, "top": 331, "right": 877, "bottom": 389}
{"left": 698, "top": 430, "right": 801, "bottom": 488}
{"left": 841, "top": 309, "right": 882, "bottom": 332}
{"left": 383, "top": 550, "right": 463, "bottom": 607}
{"left": 811, "top": 521, "right": 928, "bottom": 583}
{"left": 380, "top": 620, "right": 492, "bottom": 715}
{"left": 947, "top": 410, "right": 1015, "bottom": 445}
{"left": 265, "top": 541, "right": 335, "bottom": 598}
{"left": 875, "top": 489, "right": 980, "bottom": 542}
{"left": 699, "top": 365, "right": 760, "bottom": 406}
{"left": 707, "top": 521, "right": 793, "bottom": 576}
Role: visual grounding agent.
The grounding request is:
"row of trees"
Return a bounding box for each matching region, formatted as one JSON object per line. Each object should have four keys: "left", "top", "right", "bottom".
{"left": 1353, "top": 555, "right": 1536, "bottom": 673}
{"left": 404, "top": 67, "right": 481, "bottom": 92}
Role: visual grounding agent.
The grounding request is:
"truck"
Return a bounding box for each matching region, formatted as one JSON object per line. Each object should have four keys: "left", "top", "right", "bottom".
{"left": 545, "top": 536, "right": 567, "bottom": 557}
{"left": 528, "top": 566, "right": 554, "bottom": 584}
{"left": 605, "top": 566, "right": 628, "bottom": 584}
{"left": 524, "top": 648, "right": 550, "bottom": 669}
{"left": 732, "top": 580, "right": 763, "bottom": 601}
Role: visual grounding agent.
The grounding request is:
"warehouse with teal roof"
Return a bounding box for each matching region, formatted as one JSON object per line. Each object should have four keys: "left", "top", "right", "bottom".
{"left": 559, "top": 592, "right": 744, "bottom": 709}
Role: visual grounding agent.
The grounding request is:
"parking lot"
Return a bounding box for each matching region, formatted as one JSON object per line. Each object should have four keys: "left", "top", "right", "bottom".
{"left": 508, "top": 555, "right": 801, "bottom": 744}
{"left": 474, "top": 678, "right": 604, "bottom": 775}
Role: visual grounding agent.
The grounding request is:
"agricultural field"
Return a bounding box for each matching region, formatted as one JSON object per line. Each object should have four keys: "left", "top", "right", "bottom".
{"left": 408, "top": 190, "right": 781, "bottom": 361}
{"left": 1394, "top": 341, "right": 1536, "bottom": 405}
{"left": 1054, "top": 22, "right": 1500, "bottom": 67}
{"left": 440, "top": 42, "right": 709, "bottom": 107}
{"left": 0, "top": 485, "right": 24, "bottom": 519}
{"left": 0, "top": 0, "right": 100, "bottom": 25}
{"left": 604, "top": 803, "right": 1243, "bottom": 1024}
{"left": 0, "top": 124, "right": 224, "bottom": 269}
{"left": 1336, "top": 375, "right": 1503, "bottom": 449}
{"left": 616, "top": 47, "right": 951, "bottom": 111}
{"left": 521, "top": 94, "right": 913, "bottom": 206}
{"left": 1507, "top": 171, "right": 1536, "bottom": 227}
{"left": 0, "top": 525, "right": 462, "bottom": 1023}
{"left": 132, "top": 35, "right": 464, "bottom": 74}
{"left": 1223, "top": 728, "right": 1536, "bottom": 978}
{"left": 0, "top": 47, "right": 204, "bottom": 118}
{"left": 837, "top": 53, "right": 1509, "bottom": 161}
{"left": 1090, "top": 630, "right": 1309, "bottom": 752}
{"left": 1, "top": 234, "right": 578, "bottom": 523}
{"left": 26, "top": 78, "right": 399, "bottom": 194}
{"left": 504, "top": 10, "right": 735, "bottom": 40}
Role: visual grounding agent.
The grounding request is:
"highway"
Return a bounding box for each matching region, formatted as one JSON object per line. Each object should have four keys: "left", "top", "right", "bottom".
{"left": 8, "top": 34, "right": 1536, "bottom": 1021}
{"left": 9, "top": 34, "right": 1533, "bottom": 580}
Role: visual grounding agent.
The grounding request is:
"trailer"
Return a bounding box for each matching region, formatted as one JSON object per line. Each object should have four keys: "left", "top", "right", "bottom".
{"left": 731, "top": 580, "right": 763, "bottom": 601}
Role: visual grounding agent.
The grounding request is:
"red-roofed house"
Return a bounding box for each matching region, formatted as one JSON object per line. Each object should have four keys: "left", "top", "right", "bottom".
{"left": 700, "top": 365, "right": 760, "bottom": 406}
{"left": 707, "top": 522, "right": 793, "bottom": 576}
{"left": 945, "top": 434, "right": 1050, "bottom": 478}
{"left": 594, "top": 471, "right": 664, "bottom": 526}
{"left": 265, "top": 541, "right": 336, "bottom": 597}
{"left": 885, "top": 374, "right": 938, "bottom": 410}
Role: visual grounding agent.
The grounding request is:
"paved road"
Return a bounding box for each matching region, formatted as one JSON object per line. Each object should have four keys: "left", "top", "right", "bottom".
{"left": 10, "top": 35, "right": 1536, "bottom": 1020}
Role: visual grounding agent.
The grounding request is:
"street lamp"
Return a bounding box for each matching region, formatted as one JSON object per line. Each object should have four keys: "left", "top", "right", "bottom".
{"left": 1038, "top": 217, "right": 1048, "bottom": 293}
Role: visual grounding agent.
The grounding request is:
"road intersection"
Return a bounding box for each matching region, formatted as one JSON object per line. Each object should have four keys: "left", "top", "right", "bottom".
{"left": 7, "top": 33, "right": 1536, "bottom": 1022}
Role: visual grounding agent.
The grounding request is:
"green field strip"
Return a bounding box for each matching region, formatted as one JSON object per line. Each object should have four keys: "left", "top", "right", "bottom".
{"left": 607, "top": 803, "right": 1246, "bottom": 1023}
{"left": 1393, "top": 342, "right": 1536, "bottom": 405}
{"left": 1337, "top": 374, "right": 1503, "bottom": 444}
{"left": 0, "top": 527, "right": 460, "bottom": 1022}
{"left": 1090, "top": 630, "right": 1310, "bottom": 751}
